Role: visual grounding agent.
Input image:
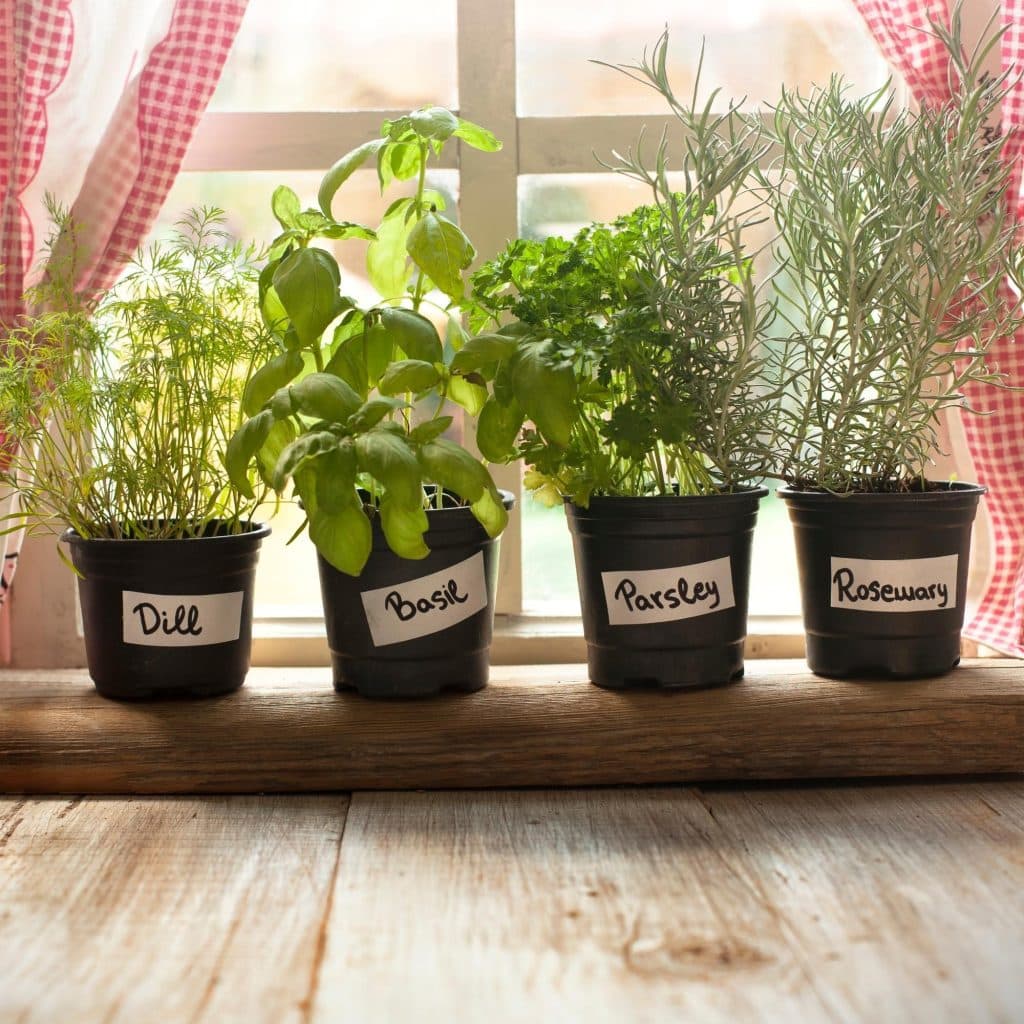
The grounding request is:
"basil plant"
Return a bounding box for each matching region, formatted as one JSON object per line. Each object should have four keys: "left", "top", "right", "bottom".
{"left": 226, "top": 107, "right": 509, "bottom": 576}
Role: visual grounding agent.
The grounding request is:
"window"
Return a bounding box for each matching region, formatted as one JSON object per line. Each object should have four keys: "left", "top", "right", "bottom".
{"left": 12, "top": 0, "right": 892, "bottom": 667}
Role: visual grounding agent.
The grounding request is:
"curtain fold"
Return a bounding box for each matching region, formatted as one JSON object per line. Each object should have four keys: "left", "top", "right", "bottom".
{"left": 852, "top": 0, "right": 1024, "bottom": 656}
{"left": 0, "top": 0, "right": 247, "bottom": 661}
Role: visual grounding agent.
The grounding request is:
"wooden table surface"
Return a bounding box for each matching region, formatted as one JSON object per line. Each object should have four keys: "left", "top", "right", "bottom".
{"left": 3, "top": 780, "right": 1023, "bottom": 1023}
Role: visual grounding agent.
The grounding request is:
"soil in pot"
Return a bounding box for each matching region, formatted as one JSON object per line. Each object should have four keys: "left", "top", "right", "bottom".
{"left": 63, "top": 522, "right": 271, "bottom": 701}
{"left": 779, "top": 482, "right": 984, "bottom": 679}
{"left": 318, "top": 491, "right": 515, "bottom": 699}
{"left": 565, "top": 487, "right": 767, "bottom": 690}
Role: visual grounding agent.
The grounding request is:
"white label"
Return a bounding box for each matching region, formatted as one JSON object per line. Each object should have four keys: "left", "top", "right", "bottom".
{"left": 360, "top": 552, "right": 488, "bottom": 647}
{"left": 601, "top": 556, "right": 735, "bottom": 626}
{"left": 122, "top": 591, "right": 244, "bottom": 646}
{"left": 829, "top": 555, "right": 958, "bottom": 612}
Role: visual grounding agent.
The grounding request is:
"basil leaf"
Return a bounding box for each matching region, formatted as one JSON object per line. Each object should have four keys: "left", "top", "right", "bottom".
{"left": 470, "top": 485, "right": 509, "bottom": 538}
{"left": 367, "top": 202, "right": 414, "bottom": 300}
{"left": 409, "top": 416, "right": 453, "bottom": 444}
{"left": 379, "top": 306, "right": 443, "bottom": 363}
{"left": 378, "top": 359, "right": 441, "bottom": 396}
{"left": 355, "top": 430, "right": 422, "bottom": 508}
{"left": 454, "top": 118, "right": 502, "bottom": 152}
{"left": 225, "top": 410, "right": 274, "bottom": 498}
{"left": 347, "top": 396, "right": 405, "bottom": 432}
{"left": 406, "top": 212, "right": 475, "bottom": 302}
{"left": 416, "top": 438, "right": 489, "bottom": 503}
{"left": 273, "top": 248, "right": 345, "bottom": 346}
{"left": 271, "top": 430, "right": 339, "bottom": 492}
{"left": 289, "top": 373, "right": 362, "bottom": 422}
{"left": 309, "top": 498, "right": 373, "bottom": 576}
{"left": 410, "top": 106, "right": 459, "bottom": 141}
{"left": 449, "top": 332, "right": 517, "bottom": 374}
{"left": 319, "top": 138, "right": 385, "bottom": 218}
{"left": 477, "top": 397, "right": 523, "bottom": 462}
{"left": 242, "top": 350, "right": 305, "bottom": 416}
{"left": 511, "top": 340, "right": 577, "bottom": 447}
{"left": 448, "top": 373, "right": 488, "bottom": 416}
{"left": 379, "top": 497, "right": 430, "bottom": 560}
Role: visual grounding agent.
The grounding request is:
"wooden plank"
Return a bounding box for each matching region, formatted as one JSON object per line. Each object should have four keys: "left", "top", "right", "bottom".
{"left": 0, "top": 661, "right": 1022, "bottom": 794}
{"left": 310, "top": 784, "right": 1024, "bottom": 1023}
{"left": 0, "top": 795, "right": 348, "bottom": 1023}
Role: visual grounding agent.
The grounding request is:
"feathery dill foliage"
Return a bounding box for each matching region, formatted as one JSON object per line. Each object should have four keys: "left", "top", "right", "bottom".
{"left": 0, "top": 207, "right": 277, "bottom": 541}
{"left": 761, "top": 13, "right": 1024, "bottom": 493}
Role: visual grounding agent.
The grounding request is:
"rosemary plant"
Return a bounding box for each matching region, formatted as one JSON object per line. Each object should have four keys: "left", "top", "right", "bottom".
{"left": 761, "top": 13, "right": 1024, "bottom": 492}
{"left": 0, "top": 208, "right": 277, "bottom": 542}
{"left": 467, "top": 32, "right": 779, "bottom": 505}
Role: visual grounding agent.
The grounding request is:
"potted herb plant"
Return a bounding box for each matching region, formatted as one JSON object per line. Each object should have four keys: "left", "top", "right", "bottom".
{"left": 467, "top": 40, "right": 779, "bottom": 690}
{"left": 0, "top": 208, "right": 276, "bottom": 700}
{"left": 762, "top": 15, "right": 1024, "bottom": 678}
{"left": 226, "top": 107, "right": 512, "bottom": 699}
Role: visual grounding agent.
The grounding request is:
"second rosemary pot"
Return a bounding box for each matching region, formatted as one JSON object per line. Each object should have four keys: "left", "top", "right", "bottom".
{"left": 780, "top": 483, "right": 985, "bottom": 679}
{"left": 565, "top": 488, "right": 767, "bottom": 690}
{"left": 319, "top": 491, "right": 515, "bottom": 699}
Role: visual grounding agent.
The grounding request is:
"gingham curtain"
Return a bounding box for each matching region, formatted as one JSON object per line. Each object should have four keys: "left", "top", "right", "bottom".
{"left": 852, "top": 0, "right": 1024, "bottom": 656}
{"left": 0, "top": 0, "right": 247, "bottom": 660}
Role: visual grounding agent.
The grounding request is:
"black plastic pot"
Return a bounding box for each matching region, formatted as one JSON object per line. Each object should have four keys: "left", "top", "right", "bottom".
{"left": 779, "top": 483, "right": 985, "bottom": 679}
{"left": 565, "top": 488, "right": 767, "bottom": 690}
{"left": 62, "top": 523, "right": 270, "bottom": 701}
{"left": 319, "top": 492, "right": 515, "bottom": 699}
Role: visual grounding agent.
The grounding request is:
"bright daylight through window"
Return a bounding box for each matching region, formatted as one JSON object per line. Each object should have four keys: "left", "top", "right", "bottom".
{"left": 156, "top": 0, "right": 891, "bottom": 634}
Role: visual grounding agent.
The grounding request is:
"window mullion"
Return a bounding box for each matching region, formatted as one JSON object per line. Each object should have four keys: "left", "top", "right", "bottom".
{"left": 457, "top": 0, "right": 522, "bottom": 615}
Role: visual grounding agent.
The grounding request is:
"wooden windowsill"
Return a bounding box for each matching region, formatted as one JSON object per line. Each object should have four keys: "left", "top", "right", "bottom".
{"left": 1, "top": 660, "right": 1022, "bottom": 794}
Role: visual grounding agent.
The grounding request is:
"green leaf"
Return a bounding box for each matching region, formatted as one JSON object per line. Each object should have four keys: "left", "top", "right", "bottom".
{"left": 289, "top": 373, "right": 362, "bottom": 422}
{"left": 355, "top": 430, "right": 422, "bottom": 508}
{"left": 271, "top": 430, "right": 339, "bottom": 492}
{"left": 449, "top": 332, "right": 518, "bottom": 374}
{"left": 378, "top": 359, "right": 441, "bottom": 396}
{"left": 273, "top": 248, "right": 345, "bottom": 346}
{"left": 409, "top": 106, "right": 459, "bottom": 141}
{"left": 256, "top": 418, "right": 297, "bottom": 490}
{"left": 416, "top": 439, "right": 489, "bottom": 503}
{"left": 379, "top": 307, "right": 443, "bottom": 363}
{"left": 381, "top": 141, "right": 422, "bottom": 187}
{"left": 367, "top": 203, "right": 414, "bottom": 300}
{"left": 320, "top": 221, "right": 376, "bottom": 241}
{"left": 325, "top": 333, "right": 366, "bottom": 395}
{"left": 225, "top": 410, "right": 274, "bottom": 498}
{"left": 379, "top": 498, "right": 430, "bottom": 560}
{"left": 242, "top": 350, "right": 305, "bottom": 416}
{"left": 454, "top": 118, "right": 502, "bottom": 152}
{"left": 511, "top": 340, "right": 577, "bottom": 447}
{"left": 448, "top": 373, "right": 488, "bottom": 416}
{"left": 409, "top": 416, "right": 453, "bottom": 444}
{"left": 446, "top": 316, "right": 468, "bottom": 353}
{"left": 309, "top": 499, "right": 373, "bottom": 576}
{"left": 319, "top": 138, "right": 385, "bottom": 218}
{"left": 267, "top": 228, "right": 304, "bottom": 261}
{"left": 363, "top": 321, "right": 395, "bottom": 387}
{"left": 258, "top": 260, "right": 289, "bottom": 335}
{"left": 406, "top": 212, "right": 475, "bottom": 302}
{"left": 347, "top": 396, "right": 405, "bottom": 432}
{"left": 477, "top": 397, "right": 523, "bottom": 462}
{"left": 315, "top": 441, "right": 357, "bottom": 511}
{"left": 470, "top": 485, "right": 509, "bottom": 538}
{"left": 271, "top": 185, "right": 302, "bottom": 230}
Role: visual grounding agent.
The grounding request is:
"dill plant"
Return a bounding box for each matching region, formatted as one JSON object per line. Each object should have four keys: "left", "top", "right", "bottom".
{"left": 0, "top": 207, "right": 277, "bottom": 542}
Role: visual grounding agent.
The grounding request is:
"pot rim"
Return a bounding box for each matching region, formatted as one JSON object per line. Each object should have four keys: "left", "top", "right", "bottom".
{"left": 777, "top": 480, "right": 986, "bottom": 503}
{"left": 564, "top": 484, "right": 769, "bottom": 511}
{"left": 60, "top": 521, "right": 272, "bottom": 546}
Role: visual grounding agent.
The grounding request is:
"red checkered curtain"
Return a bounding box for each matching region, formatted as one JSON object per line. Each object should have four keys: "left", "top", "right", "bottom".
{"left": 853, "top": 0, "right": 1024, "bottom": 655}
{"left": 0, "top": 0, "right": 246, "bottom": 661}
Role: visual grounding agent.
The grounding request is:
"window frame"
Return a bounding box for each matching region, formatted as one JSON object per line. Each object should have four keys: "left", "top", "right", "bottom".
{"left": 10, "top": 0, "right": 907, "bottom": 667}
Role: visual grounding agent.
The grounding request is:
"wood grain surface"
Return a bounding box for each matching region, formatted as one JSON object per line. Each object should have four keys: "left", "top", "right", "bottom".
{"left": 4, "top": 783, "right": 1021, "bottom": 1023}
{"left": 0, "top": 795, "right": 349, "bottom": 1024}
{"left": 1, "top": 661, "right": 1022, "bottom": 793}
{"left": 312, "top": 784, "right": 1024, "bottom": 1023}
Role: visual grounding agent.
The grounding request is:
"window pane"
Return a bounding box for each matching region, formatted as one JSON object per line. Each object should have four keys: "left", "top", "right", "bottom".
{"left": 154, "top": 170, "right": 460, "bottom": 616}
{"left": 211, "top": 0, "right": 457, "bottom": 112}
{"left": 517, "top": 173, "right": 801, "bottom": 616}
{"left": 516, "top": 0, "right": 889, "bottom": 115}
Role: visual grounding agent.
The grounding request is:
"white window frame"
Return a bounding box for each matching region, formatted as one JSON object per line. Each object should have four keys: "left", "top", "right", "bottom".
{"left": 12, "top": 0, "right": 909, "bottom": 667}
